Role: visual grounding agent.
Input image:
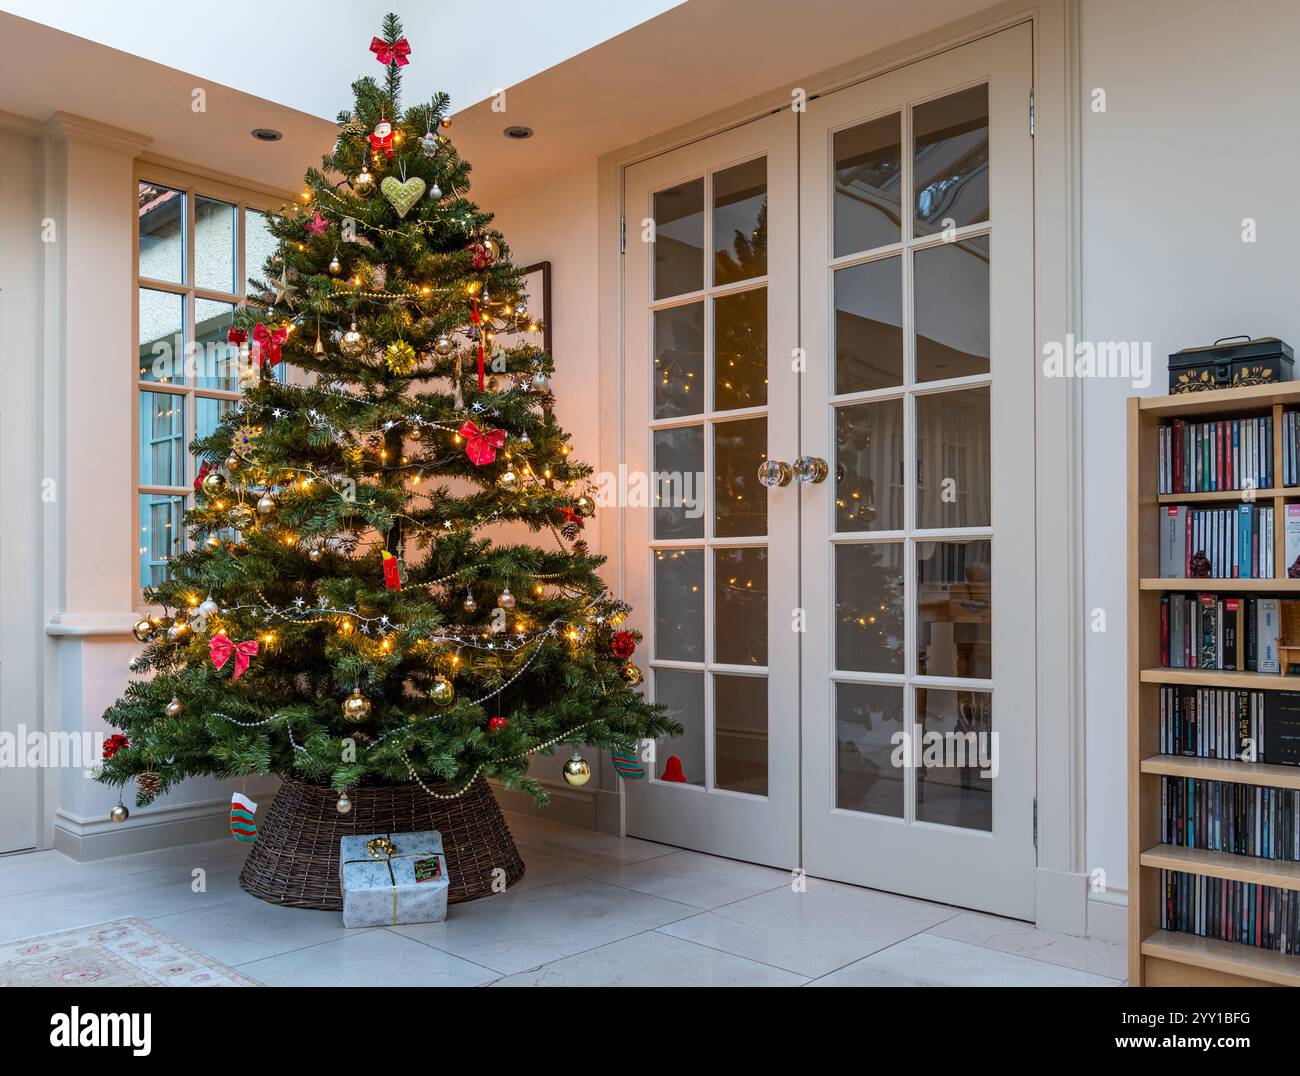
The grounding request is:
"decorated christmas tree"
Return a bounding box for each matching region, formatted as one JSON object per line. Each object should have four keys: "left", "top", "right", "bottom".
{"left": 99, "top": 14, "right": 675, "bottom": 834}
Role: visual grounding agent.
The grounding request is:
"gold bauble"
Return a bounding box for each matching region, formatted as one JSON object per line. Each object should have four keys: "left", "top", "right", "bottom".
{"left": 329, "top": 255, "right": 342, "bottom": 274}
{"left": 497, "top": 470, "right": 520, "bottom": 494}
{"left": 463, "top": 591, "right": 478, "bottom": 613}
{"left": 256, "top": 493, "right": 277, "bottom": 517}
{"left": 308, "top": 547, "right": 324, "bottom": 563}
{"left": 336, "top": 793, "right": 353, "bottom": 814}
{"left": 342, "top": 689, "right": 372, "bottom": 724}
{"left": 340, "top": 323, "right": 367, "bottom": 357}
{"left": 497, "top": 586, "right": 516, "bottom": 611}
{"left": 110, "top": 804, "right": 130, "bottom": 823}
{"left": 164, "top": 696, "right": 185, "bottom": 718}
{"left": 562, "top": 751, "right": 591, "bottom": 787}
{"left": 430, "top": 674, "right": 455, "bottom": 706}
{"left": 201, "top": 471, "right": 228, "bottom": 497}
{"left": 132, "top": 618, "right": 156, "bottom": 643}
{"left": 225, "top": 454, "right": 241, "bottom": 472}
{"left": 355, "top": 168, "right": 373, "bottom": 190}
{"left": 483, "top": 237, "right": 500, "bottom": 262}
{"left": 434, "top": 334, "right": 454, "bottom": 356}
{"left": 205, "top": 533, "right": 222, "bottom": 549}
{"left": 619, "top": 661, "right": 644, "bottom": 688}
{"left": 574, "top": 495, "right": 596, "bottom": 518}
{"left": 167, "top": 623, "right": 188, "bottom": 641}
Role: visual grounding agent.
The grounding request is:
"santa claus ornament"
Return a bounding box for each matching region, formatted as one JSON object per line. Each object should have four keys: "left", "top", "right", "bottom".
{"left": 369, "top": 119, "right": 396, "bottom": 159}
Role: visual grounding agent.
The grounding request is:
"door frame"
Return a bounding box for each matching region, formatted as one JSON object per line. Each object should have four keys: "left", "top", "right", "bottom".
{"left": 597, "top": 0, "right": 1088, "bottom": 934}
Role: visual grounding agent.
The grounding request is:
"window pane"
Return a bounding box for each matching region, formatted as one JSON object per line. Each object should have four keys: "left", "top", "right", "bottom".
{"left": 194, "top": 299, "right": 239, "bottom": 391}
{"left": 914, "top": 84, "right": 989, "bottom": 236}
{"left": 138, "top": 494, "right": 185, "bottom": 587}
{"left": 714, "top": 287, "right": 766, "bottom": 411}
{"left": 714, "top": 547, "right": 767, "bottom": 666}
{"left": 138, "top": 288, "right": 184, "bottom": 385}
{"left": 916, "top": 688, "right": 993, "bottom": 831}
{"left": 653, "top": 302, "right": 703, "bottom": 419}
{"left": 654, "top": 669, "right": 705, "bottom": 786}
{"left": 138, "top": 182, "right": 185, "bottom": 284}
{"left": 196, "top": 395, "right": 234, "bottom": 442}
{"left": 195, "top": 196, "right": 237, "bottom": 294}
{"left": 915, "top": 386, "right": 991, "bottom": 529}
{"left": 835, "top": 397, "right": 903, "bottom": 531}
{"left": 915, "top": 237, "right": 990, "bottom": 382}
{"left": 714, "top": 416, "right": 767, "bottom": 538}
{"left": 712, "top": 156, "right": 766, "bottom": 286}
{"left": 653, "top": 179, "right": 704, "bottom": 299}
{"left": 833, "top": 113, "right": 902, "bottom": 256}
{"left": 715, "top": 674, "right": 767, "bottom": 795}
{"left": 834, "top": 256, "right": 903, "bottom": 393}
{"left": 836, "top": 543, "right": 904, "bottom": 673}
{"left": 836, "top": 681, "right": 904, "bottom": 817}
{"left": 139, "top": 392, "right": 185, "bottom": 488}
{"left": 917, "top": 540, "right": 992, "bottom": 679}
{"left": 244, "top": 207, "right": 278, "bottom": 293}
{"left": 654, "top": 549, "right": 704, "bottom": 662}
{"left": 653, "top": 426, "right": 704, "bottom": 539}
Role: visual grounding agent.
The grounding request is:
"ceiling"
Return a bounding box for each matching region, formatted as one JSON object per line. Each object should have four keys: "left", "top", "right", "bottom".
{"left": 0, "top": 0, "right": 1001, "bottom": 202}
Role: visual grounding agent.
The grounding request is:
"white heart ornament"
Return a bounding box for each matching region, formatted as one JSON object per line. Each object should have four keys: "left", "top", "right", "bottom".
{"left": 380, "top": 175, "right": 427, "bottom": 219}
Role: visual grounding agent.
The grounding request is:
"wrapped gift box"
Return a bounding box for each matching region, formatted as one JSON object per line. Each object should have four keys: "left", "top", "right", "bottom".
{"left": 339, "top": 831, "right": 448, "bottom": 928}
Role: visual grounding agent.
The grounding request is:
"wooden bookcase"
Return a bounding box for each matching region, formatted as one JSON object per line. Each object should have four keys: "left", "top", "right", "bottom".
{"left": 1129, "top": 382, "right": 1300, "bottom": 986}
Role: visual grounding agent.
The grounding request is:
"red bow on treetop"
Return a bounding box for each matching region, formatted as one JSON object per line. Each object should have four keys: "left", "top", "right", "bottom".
{"left": 102, "top": 734, "right": 129, "bottom": 760}
{"left": 209, "top": 633, "right": 259, "bottom": 680}
{"left": 253, "top": 323, "right": 287, "bottom": 367}
{"left": 459, "top": 420, "right": 506, "bottom": 467}
{"left": 370, "top": 36, "right": 411, "bottom": 66}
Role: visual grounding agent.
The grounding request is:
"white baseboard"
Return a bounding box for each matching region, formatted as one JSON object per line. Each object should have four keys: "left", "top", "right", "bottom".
{"left": 52, "top": 779, "right": 279, "bottom": 862}
{"left": 1035, "top": 867, "right": 1088, "bottom": 935}
{"left": 492, "top": 780, "right": 622, "bottom": 833}
{"left": 1086, "top": 888, "right": 1128, "bottom": 945}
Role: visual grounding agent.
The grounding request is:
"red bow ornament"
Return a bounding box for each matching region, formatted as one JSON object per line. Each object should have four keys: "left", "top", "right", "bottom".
{"left": 560, "top": 506, "right": 585, "bottom": 529}
{"left": 459, "top": 420, "right": 506, "bottom": 467}
{"left": 210, "top": 633, "right": 259, "bottom": 680}
{"left": 102, "top": 734, "right": 129, "bottom": 760}
{"left": 252, "top": 323, "right": 287, "bottom": 368}
{"left": 370, "top": 36, "right": 411, "bottom": 67}
{"left": 226, "top": 327, "right": 247, "bottom": 346}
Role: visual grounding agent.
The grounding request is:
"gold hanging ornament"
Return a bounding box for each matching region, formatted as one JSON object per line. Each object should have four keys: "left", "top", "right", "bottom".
{"left": 340, "top": 322, "right": 367, "bottom": 357}
{"left": 562, "top": 750, "right": 591, "bottom": 787}
{"left": 230, "top": 503, "right": 255, "bottom": 530}
{"left": 430, "top": 674, "right": 455, "bottom": 705}
{"left": 342, "top": 689, "right": 372, "bottom": 724}
{"left": 336, "top": 792, "right": 353, "bottom": 814}
{"left": 619, "top": 661, "right": 644, "bottom": 688}
{"left": 497, "top": 470, "right": 520, "bottom": 493}
{"left": 385, "top": 340, "right": 419, "bottom": 375}
{"left": 574, "top": 495, "right": 596, "bottom": 518}
{"left": 132, "top": 618, "right": 156, "bottom": 643}
{"left": 164, "top": 696, "right": 185, "bottom": 718}
{"left": 497, "top": 586, "right": 516, "bottom": 611}
{"left": 201, "top": 471, "right": 227, "bottom": 497}
{"left": 462, "top": 589, "right": 477, "bottom": 613}
{"left": 110, "top": 803, "right": 130, "bottom": 823}
{"left": 256, "top": 493, "right": 278, "bottom": 517}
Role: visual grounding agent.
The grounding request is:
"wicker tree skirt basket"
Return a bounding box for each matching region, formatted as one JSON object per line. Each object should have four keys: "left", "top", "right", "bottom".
{"left": 238, "top": 774, "right": 525, "bottom": 910}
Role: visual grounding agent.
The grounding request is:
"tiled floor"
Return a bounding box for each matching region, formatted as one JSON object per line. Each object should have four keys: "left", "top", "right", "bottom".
{"left": 0, "top": 813, "right": 1126, "bottom": 986}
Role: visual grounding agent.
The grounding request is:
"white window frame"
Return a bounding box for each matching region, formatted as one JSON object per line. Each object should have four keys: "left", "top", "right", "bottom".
{"left": 132, "top": 162, "right": 291, "bottom": 598}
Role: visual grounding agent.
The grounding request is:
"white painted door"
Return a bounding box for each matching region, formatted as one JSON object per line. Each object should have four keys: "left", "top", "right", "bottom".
{"left": 623, "top": 111, "right": 800, "bottom": 868}
{"left": 798, "top": 24, "right": 1036, "bottom": 917}
{"left": 0, "top": 128, "right": 43, "bottom": 854}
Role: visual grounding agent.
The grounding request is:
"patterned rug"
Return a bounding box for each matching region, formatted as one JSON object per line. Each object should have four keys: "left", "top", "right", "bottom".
{"left": 0, "top": 918, "right": 258, "bottom": 987}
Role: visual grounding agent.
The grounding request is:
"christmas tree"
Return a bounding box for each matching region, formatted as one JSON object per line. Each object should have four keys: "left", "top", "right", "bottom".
{"left": 99, "top": 13, "right": 676, "bottom": 815}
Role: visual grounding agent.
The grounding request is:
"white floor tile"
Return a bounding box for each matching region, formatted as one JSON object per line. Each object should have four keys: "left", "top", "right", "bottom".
{"left": 0, "top": 839, "right": 246, "bottom": 900}
{"left": 808, "top": 933, "right": 1121, "bottom": 987}
{"left": 659, "top": 876, "right": 959, "bottom": 977}
{"left": 927, "top": 910, "right": 1128, "bottom": 979}
{"left": 237, "top": 928, "right": 498, "bottom": 987}
{"left": 147, "top": 892, "right": 362, "bottom": 966}
{"left": 493, "top": 930, "right": 807, "bottom": 987}
{"left": 505, "top": 812, "right": 674, "bottom": 865}
{"left": 392, "top": 877, "right": 698, "bottom": 975}
{"left": 589, "top": 850, "right": 789, "bottom": 910}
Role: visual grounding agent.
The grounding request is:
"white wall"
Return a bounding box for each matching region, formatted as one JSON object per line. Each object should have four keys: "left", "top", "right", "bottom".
{"left": 1079, "top": 0, "right": 1300, "bottom": 897}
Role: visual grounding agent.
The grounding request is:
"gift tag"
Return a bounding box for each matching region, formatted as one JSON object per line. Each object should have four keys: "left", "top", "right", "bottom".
{"left": 413, "top": 856, "right": 443, "bottom": 883}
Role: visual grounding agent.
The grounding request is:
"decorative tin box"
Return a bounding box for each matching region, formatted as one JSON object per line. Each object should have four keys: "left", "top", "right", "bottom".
{"left": 1169, "top": 336, "right": 1294, "bottom": 394}
{"left": 339, "top": 831, "right": 448, "bottom": 928}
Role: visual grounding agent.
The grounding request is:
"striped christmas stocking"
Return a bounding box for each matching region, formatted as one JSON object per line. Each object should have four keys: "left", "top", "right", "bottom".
{"left": 230, "top": 792, "right": 258, "bottom": 843}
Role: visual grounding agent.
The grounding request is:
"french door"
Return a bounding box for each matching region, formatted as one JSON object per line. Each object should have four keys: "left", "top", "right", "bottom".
{"left": 798, "top": 24, "right": 1036, "bottom": 918}
{"left": 623, "top": 112, "right": 800, "bottom": 868}
{"left": 622, "top": 24, "right": 1036, "bottom": 917}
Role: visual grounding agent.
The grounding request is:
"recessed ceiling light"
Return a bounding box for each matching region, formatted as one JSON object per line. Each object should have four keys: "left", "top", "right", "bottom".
{"left": 503, "top": 126, "right": 534, "bottom": 140}
{"left": 251, "top": 128, "right": 283, "bottom": 142}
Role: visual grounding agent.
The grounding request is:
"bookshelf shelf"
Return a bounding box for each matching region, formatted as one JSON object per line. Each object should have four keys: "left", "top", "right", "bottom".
{"left": 1140, "top": 930, "right": 1300, "bottom": 987}
{"left": 1138, "top": 668, "right": 1292, "bottom": 690}
{"left": 1129, "top": 383, "right": 1300, "bottom": 986}
{"left": 1139, "top": 578, "right": 1298, "bottom": 592}
{"left": 1140, "top": 844, "right": 1300, "bottom": 890}
{"left": 1140, "top": 754, "right": 1300, "bottom": 790}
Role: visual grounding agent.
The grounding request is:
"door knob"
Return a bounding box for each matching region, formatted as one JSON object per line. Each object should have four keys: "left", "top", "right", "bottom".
{"left": 757, "top": 459, "right": 793, "bottom": 488}
{"left": 793, "top": 456, "right": 829, "bottom": 484}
